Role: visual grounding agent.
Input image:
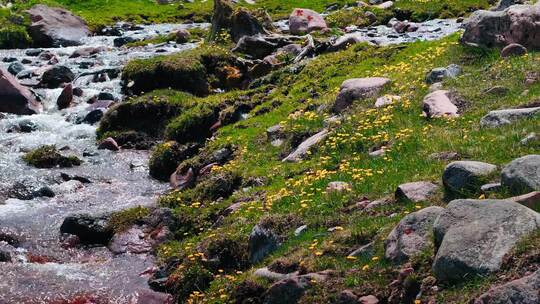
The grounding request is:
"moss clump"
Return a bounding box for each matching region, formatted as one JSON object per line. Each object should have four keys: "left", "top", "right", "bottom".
{"left": 122, "top": 44, "right": 243, "bottom": 96}
{"left": 165, "top": 104, "right": 218, "bottom": 144}
{"left": 23, "top": 145, "right": 82, "bottom": 168}
{"left": 149, "top": 141, "right": 201, "bottom": 181}
{"left": 107, "top": 206, "right": 150, "bottom": 233}
{"left": 172, "top": 264, "right": 214, "bottom": 301}
{"left": 0, "top": 26, "right": 32, "bottom": 49}
{"left": 202, "top": 235, "right": 250, "bottom": 271}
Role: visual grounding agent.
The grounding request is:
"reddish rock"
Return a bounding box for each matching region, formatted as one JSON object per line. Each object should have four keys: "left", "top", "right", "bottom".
{"left": 0, "top": 68, "right": 42, "bottom": 115}
{"left": 422, "top": 90, "right": 459, "bottom": 118}
{"left": 26, "top": 4, "right": 90, "bottom": 47}
{"left": 98, "top": 137, "right": 120, "bottom": 151}
{"left": 170, "top": 167, "right": 195, "bottom": 190}
{"left": 359, "top": 295, "right": 379, "bottom": 304}
{"left": 509, "top": 191, "right": 540, "bottom": 209}
{"left": 57, "top": 83, "right": 73, "bottom": 110}
{"left": 334, "top": 77, "right": 391, "bottom": 113}
{"left": 289, "top": 8, "right": 328, "bottom": 35}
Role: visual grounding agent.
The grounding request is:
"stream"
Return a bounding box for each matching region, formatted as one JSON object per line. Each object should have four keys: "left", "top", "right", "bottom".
{"left": 0, "top": 18, "right": 461, "bottom": 304}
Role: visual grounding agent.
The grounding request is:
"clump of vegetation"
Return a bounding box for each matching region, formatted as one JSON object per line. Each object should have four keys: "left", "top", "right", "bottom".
{"left": 23, "top": 145, "right": 82, "bottom": 168}
{"left": 122, "top": 44, "right": 245, "bottom": 96}
{"left": 107, "top": 206, "right": 150, "bottom": 233}
{"left": 149, "top": 141, "right": 201, "bottom": 181}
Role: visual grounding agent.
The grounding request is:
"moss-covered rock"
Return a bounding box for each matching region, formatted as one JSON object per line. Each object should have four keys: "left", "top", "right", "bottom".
{"left": 122, "top": 44, "right": 246, "bottom": 96}
{"left": 171, "top": 264, "right": 214, "bottom": 301}
{"left": 164, "top": 103, "right": 219, "bottom": 144}
{"left": 0, "top": 26, "right": 32, "bottom": 49}
{"left": 23, "top": 145, "right": 82, "bottom": 168}
{"left": 149, "top": 141, "right": 201, "bottom": 181}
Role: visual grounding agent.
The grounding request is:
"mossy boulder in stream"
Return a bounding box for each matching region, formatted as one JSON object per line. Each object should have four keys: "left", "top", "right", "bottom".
{"left": 23, "top": 145, "right": 82, "bottom": 168}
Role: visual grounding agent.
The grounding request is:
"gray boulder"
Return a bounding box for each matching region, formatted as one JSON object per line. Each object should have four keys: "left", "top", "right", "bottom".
{"left": 333, "top": 77, "right": 390, "bottom": 113}
{"left": 474, "top": 270, "right": 539, "bottom": 304}
{"left": 249, "top": 225, "right": 279, "bottom": 264}
{"left": 443, "top": 161, "right": 498, "bottom": 196}
{"left": 462, "top": 5, "right": 540, "bottom": 49}
{"left": 432, "top": 199, "right": 540, "bottom": 282}
{"left": 491, "top": 0, "right": 526, "bottom": 11}
{"left": 425, "top": 64, "right": 461, "bottom": 84}
{"left": 501, "top": 155, "right": 540, "bottom": 194}
{"left": 395, "top": 181, "right": 440, "bottom": 202}
{"left": 385, "top": 206, "right": 445, "bottom": 263}
{"left": 480, "top": 107, "right": 540, "bottom": 128}
{"left": 26, "top": 5, "right": 90, "bottom": 47}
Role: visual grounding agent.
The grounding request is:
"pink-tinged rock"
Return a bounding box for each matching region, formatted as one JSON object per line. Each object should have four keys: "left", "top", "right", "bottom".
{"left": 501, "top": 43, "right": 527, "bottom": 58}
{"left": 422, "top": 90, "right": 459, "bottom": 118}
{"left": 359, "top": 295, "right": 379, "bottom": 304}
{"left": 0, "top": 68, "right": 42, "bottom": 115}
{"left": 108, "top": 227, "right": 152, "bottom": 254}
{"left": 133, "top": 289, "right": 174, "bottom": 304}
{"left": 57, "top": 83, "right": 73, "bottom": 110}
{"left": 289, "top": 8, "right": 328, "bottom": 35}
{"left": 334, "top": 77, "right": 391, "bottom": 112}
{"left": 170, "top": 167, "right": 195, "bottom": 189}
{"left": 98, "top": 137, "right": 119, "bottom": 151}
{"left": 509, "top": 191, "right": 540, "bottom": 210}
{"left": 26, "top": 4, "right": 90, "bottom": 47}
{"left": 376, "top": 1, "right": 394, "bottom": 9}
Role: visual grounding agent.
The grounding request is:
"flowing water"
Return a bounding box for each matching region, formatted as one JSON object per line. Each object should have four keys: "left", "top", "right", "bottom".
{"left": 0, "top": 18, "right": 461, "bottom": 303}
{"left": 0, "top": 23, "right": 207, "bottom": 304}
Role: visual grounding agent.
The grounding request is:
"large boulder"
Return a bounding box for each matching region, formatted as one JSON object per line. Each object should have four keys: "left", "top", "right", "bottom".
{"left": 385, "top": 206, "right": 445, "bottom": 263}
{"left": 501, "top": 155, "right": 540, "bottom": 194}
{"left": 282, "top": 129, "right": 329, "bottom": 162}
{"left": 230, "top": 9, "right": 267, "bottom": 42}
{"left": 432, "top": 199, "right": 540, "bottom": 282}
{"left": 474, "top": 270, "right": 540, "bottom": 304}
{"left": 40, "top": 66, "right": 75, "bottom": 89}
{"left": 333, "top": 78, "right": 390, "bottom": 113}
{"left": 289, "top": 9, "right": 328, "bottom": 35}
{"left": 480, "top": 107, "right": 540, "bottom": 128}
{"left": 26, "top": 4, "right": 90, "bottom": 47}
{"left": 0, "top": 68, "right": 41, "bottom": 115}
{"left": 60, "top": 214, "right": 114, "bottom": 245}
{"left": 462, "top": 5, "right": 540, "bottom": 50}
{"left": 442, "top": 161, "right": 498, "bottom": 196}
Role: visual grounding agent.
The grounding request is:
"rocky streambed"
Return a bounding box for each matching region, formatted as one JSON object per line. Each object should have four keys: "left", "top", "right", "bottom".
{"left": 0, "top": 13, "right": 463, "bottom": 304}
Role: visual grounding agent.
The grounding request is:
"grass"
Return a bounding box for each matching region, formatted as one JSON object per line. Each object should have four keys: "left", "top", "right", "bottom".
{"left": 102, "top": 31, "right": 540, "bottom": 303}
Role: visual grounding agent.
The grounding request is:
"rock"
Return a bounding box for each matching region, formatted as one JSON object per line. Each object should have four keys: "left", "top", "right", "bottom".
{"left": 484, "top": 85, "right": 509, "bottom": 96}
{"left": 0, "top": 68, "right": 41, "bottom": 115}
{"left": 348, "top": 241, "right": 375, "bottom": 258}
{"left": 208, "top": 0, "right": 234, "bottom": 42}
{"left": 294, "top": 225, "right": 308, "bottom": 236}
{"left": 462, "top": 5, "right": 540, "bottom": 50}
{"left": 358, "top": 295, "right": 379, "bottom": 304}
{"left": 98, "top": 137, "right": 120, "bottom": 151}
{"left": 422, "top": 90, "right": 459, "bottom": 118}
{"left": 333, "top": 77, "right": 391, "bottom": 113}
{"left": 108, "top": 227, "right": 153, "bottom": 254}
{"left": 60, "top": 214, "right": 113, "bottom": 245}
{"left": 395, "top": 181, "right": 439, "bottom": 202}
{"left": 7, "top": 62, "right": 24, "bottom": 76}
{"left": 232, "top": 35, "right": 279, "bottom": 59}
{"left": 82, "top": 109, "right": 105, "bottom": 125}
{"left": 57, "top": 83, "right": 73, "bottom": 110}
{"left": 113, "top": 36, "right": 137, "bottom": 47}
{"left": 385, "top": 206, "right": 445, "bottom": 263}
{"left": 480, "top": 107, "right": 540, "bottom": 128}
{"left": 429, "top": 151, "right": 461, "bottom": 161}
{"left": 492, "top": 0, "right": 525, "bottom": 11}
{"left": 337, "top": 290, "right": 358, "bottom": 304}
{"left": 375, "top": 95, "right": 400, "bottom": 108}
{"left": 376, "top": 1, "right": 394, "bottom": 9}
{"left": 32, "top": 186, "right": 55, "bottom": 198}
{"left": 509, "top": 191, "right": 540, "bottom": 210}
{"left": 263, "top": 277, "right": 307, "bottom": 304}
{"left": 231, "top": 9, "right": 267, "bottom": 42}
{"left": 432, "top": 199, "right": 540, "bottom": 282}
{"left": 25, "top": 49, "right": 43, "bottom": 56}
{"left": 520, "top": 132, "right": 538, "bottom": 146}
{"left": 175, "top": 29, "right": 190, "bottom": 44}
{"left": 254, "top": 267, "right": 298, "bottom": 281}
{"left": 326, "top": 181, "right": 351, "bottom": 193}
{"left": 249, "top": 225, "right": 279, "bottom": 264}
{"left": 170, "top": 167, "right": 195, "bottom": 190}
{"left": 73, "top": 87, "right": 83, "bottom": 97}
{"left": 425, "top": 64, "right": 461, "bottom": 84}
{"left": 393, "top": 21, "right": 419, "bottom": 33}
{"left": 501, "top": 155, "right": 540, "bottom": 194}
{"left": 282, "top": 129, "right": 329, "bottom": 162}
{"left": 69, "top": 46, "right": 106, "bottom": 58}
{"left": 40, "top": 66, "right": 75, "bottom": 89}
{"left": 26, "top": 4, "right": 90, "bottom": 47}
{"left": 289, "top": 8, "right": 328, "bottom": 35}
{"left": 501, "top": 43, "right": 527, "bottom": 57}
{"left": 474, "top": 270, "right": 539, "bottom": 304}
{"left": 442, "top": 161, "right": 498, "bottom": 196}
{"left": 481, "top": 182, "right": 502, "bottom": 193}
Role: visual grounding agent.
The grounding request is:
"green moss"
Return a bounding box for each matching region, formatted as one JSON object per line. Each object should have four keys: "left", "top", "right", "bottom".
{"left": 107, "top": 206, "right": 150, "bottom": 233}
{"left": 164, "top": 104, "right": 218, "bottom": 144}
{"left": 0, "top": 26, "right": 32, "bottom": 49}
{"left": 172, "top": 264, "right": 214, "bottom": 301}
{"left": 149, "top": 141, "right": 200, "bottom": 181}
{"left": 122, "top": 44, "right": 239, "bottom": 96}
{"left": 23, "top": 145, "right": 82, "bottom": 168}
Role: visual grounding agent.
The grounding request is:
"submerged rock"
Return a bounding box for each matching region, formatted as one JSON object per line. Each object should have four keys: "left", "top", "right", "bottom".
{"left": 60, "top": 214, "right": 113, "bottom": 245}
